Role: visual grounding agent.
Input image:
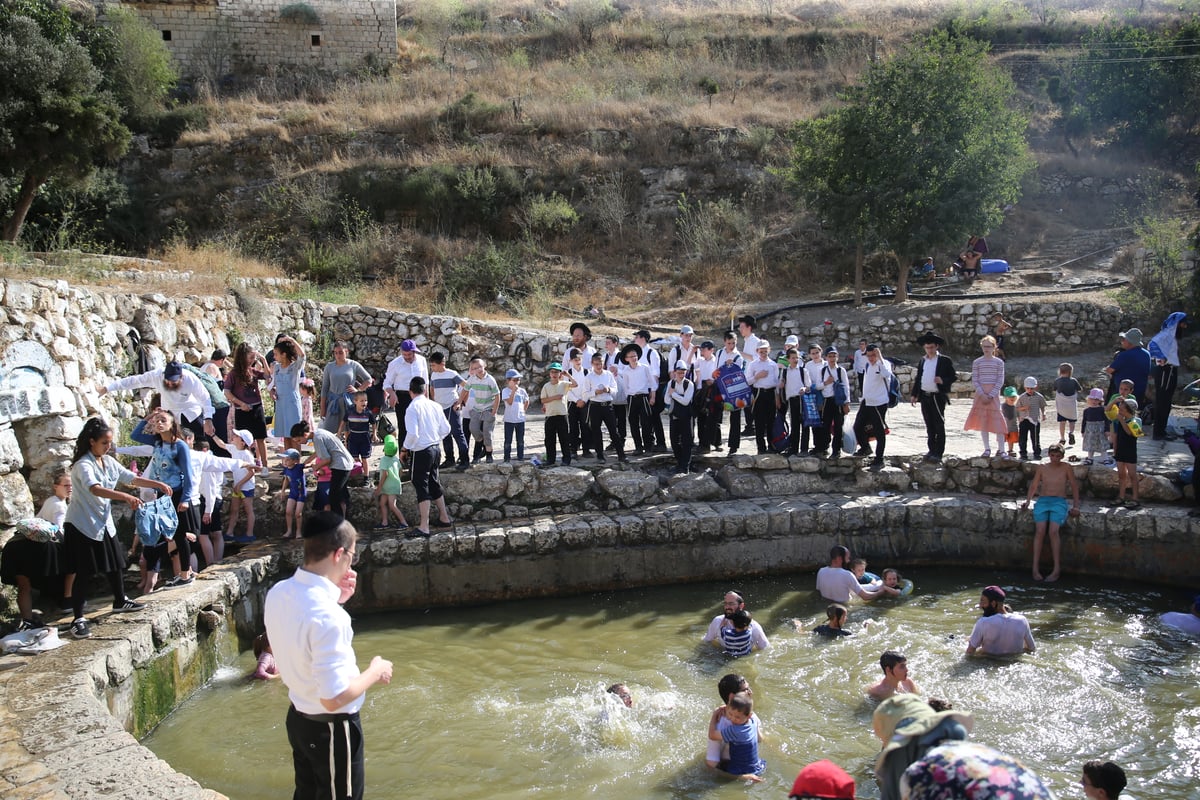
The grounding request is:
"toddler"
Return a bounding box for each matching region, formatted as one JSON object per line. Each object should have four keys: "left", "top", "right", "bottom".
{"left": 1113, "top": 397, "right": 1142, "bottom": 508}
{"left": 339, "top": 391, "right": 377, "bottom": 480}
{"left": 719, "top": 610, "right": 763, "bottom": 657}
{"left": 1081, "top": 387, "right": 1108, "bottom": 464}
{"left": 374, "top": 435, "right": 409, "bottom": 530}
{"left": 1054, "top": 363, "right": 1082, "bottom": 446}
{"left": 1104, "top": 380, "right": 1136, "bottom": 466}
{"left": 223, "top": 430, "right": 258, "bottom": 543}
{"left": 298, "top": 379, "right": 316, "bottom": 443}
{"left": 709, "top": 692, "right": 765, "bottom": 782}
{"left": 881, "top": 568, "right": 903, "bottom": 590}
{"left": 813, "top": 604, "right": 852, "bottom": 638}
{"left": 313, "top": 463, "right": 332, "bottom": 511}
{"left": 502, "top": 369, "right": 530, "bottom": 462}
{"left": 1015, "top": 377, "right": 1047, "bottom": 460}
{"left": 706, "top": 674, "right": 754, "bottom": 769}
{"left": 1000, "top": 386, "right": 1019, "bottom": 458}
{"left": 251, "top": 633, "right": 279, "bottom": 680}
{"left": 850, "top": 557, "right": 872, "bottom": 584}
{"left": 279, "top": 448, "right": 306, "bottom": 539}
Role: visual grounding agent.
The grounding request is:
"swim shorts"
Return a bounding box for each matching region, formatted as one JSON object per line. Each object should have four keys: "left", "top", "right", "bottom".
{"left": 1033, "top": 495, "right": 1069, "bottom": 525}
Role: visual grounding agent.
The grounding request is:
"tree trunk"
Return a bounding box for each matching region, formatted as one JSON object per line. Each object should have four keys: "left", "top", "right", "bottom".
{"left": 1, "top": 171, "right": 43, "bottom": 243}
{"left": 854, "top": 241, "right": 863, "bottom": 306}
{"left": 894, "top": 256, "right": 910, "bottom": 303}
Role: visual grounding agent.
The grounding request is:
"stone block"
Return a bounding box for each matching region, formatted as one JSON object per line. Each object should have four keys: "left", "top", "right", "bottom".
{"left": 790, "top": 456, "right": 821, "bottom": 473}
{"left": 558, "top": 517, "right": 594, "bottom": 549}
{"left": 595, "top": 470, "right": 658, "bottom": 507}
{"left": 715, "top": 465, "right": 766, "bottom": 499}
{"left": 531, "top": 466, "right": 594, "bottom": 504}
{"left": 531, "top": 523, "right": 561, "bottom": 554}
{"left": 665, "top": 471, "right": 726, "bottom": 502}
{"left": 427, "top": 532, "right": 456, "bottom": 563}
{"left": 368, "top": 537, "right": 399, "bottom": 566}
{"left": 507, "top": 525, "right": 533, "bottom": 554}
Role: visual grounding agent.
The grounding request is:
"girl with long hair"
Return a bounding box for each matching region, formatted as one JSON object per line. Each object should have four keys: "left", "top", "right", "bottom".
{"left": 223, "top": 341, "right": 270, "bottom": 473}
{"left": 130, "top": 408, "right": 199, "bottom": 589}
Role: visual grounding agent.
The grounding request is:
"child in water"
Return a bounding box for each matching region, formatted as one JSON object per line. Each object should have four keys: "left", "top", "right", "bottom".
{"left": 850, "top": 558, "right": 872, "bottom": 584}
{"left": 706, "top": 674, "right": 752, "bottom": 769}
{"left": 719, "top": 610, "right": 762, "bottom": 656}
{"left": 881, "top": 568, "right": 903, "bottom": 591}
{"left": 813, "top": 604, "right": 852, "bottom": 637}
{"left": 709, "top": 692, "right": 765, "bottom": 782}
{"left": 252, "top": 633, "right": 279, "bottom": 680}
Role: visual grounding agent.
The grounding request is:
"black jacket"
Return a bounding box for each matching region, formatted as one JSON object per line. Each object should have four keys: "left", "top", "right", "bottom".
{"left": 911, "top": 354, "right": 957, "bottom": 399}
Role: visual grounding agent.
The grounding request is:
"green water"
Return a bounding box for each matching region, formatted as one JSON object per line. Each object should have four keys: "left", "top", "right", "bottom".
{"left": 144, "top": 570, "right": 1200, "bottom": 799}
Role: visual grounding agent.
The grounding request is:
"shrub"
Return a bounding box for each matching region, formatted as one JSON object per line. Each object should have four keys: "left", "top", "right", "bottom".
{"left": 441, "top": 240, "right": 524, "bottom": 303}
{"left": 279, "top": 3, "right": 321, "bottom": 25}
{"left": 105, "top": 7, "right": 177, "bottom": 125}
{"left": 438, "top": 92, "right": 507, "bottom": 139}
{"left": 298, "top": 242, "right": 359, "bottom": 284}
{"left": 519, "top": 193, "right": 579, "bottom": 241}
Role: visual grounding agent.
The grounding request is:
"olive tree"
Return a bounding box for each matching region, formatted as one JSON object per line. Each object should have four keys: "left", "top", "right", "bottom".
{"left": 0, "top": 13, "right": 128, "bottom": 242}
{"left": 781, "top": 32, "right": 1034, "bottom": 302}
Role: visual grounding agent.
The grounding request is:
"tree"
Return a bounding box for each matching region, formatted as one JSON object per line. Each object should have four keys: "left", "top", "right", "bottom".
{"left": 105, "top": 6, "right": 177, "bottom": 124}
{"left": 0, "top": 14, "right": 129, "bottom": 242}
{"left": 781, "top": 32, "right": 1033, "bottom": 302}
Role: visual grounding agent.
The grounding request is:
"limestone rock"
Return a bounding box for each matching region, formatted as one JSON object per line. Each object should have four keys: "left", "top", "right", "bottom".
{"left": 753, "top": 453, "right": 790, "bottom": 470}
{"left": 529, "top": 467, "right": 594, "bottom": 505}
{"left": 595, "top": 469, "right": 658, "bottom": 507}
{"left": 0, "top": 471, "right": 34, "bottom": 525}
{"left": 715, "top": 465, "right": 766, "bottom": 498}
{"left": 665, "top": 471, "right": 726, "bottom": 502}
{"left": 790, "top": 456, "right": 821, "bottom": 473}
{"left": 1137, "top": 474, "right": 1182, "bottom": 503}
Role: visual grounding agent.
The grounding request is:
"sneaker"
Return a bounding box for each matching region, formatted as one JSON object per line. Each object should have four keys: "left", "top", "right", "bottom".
{"left": 233, "top": 535, "right": 257, "bottom": 544}
{"left": 854, "top": 447, "right": 873, "bottom": 457}
{"left": 1082, "top": 457, "right": 1094, "bottom": 465}
{"left": 455, "top": 463, "right": 470, "bottom": 472}
{"left": 1102, "top": 457, "right": 1116, "bottom": 466}
{"left": 163, "top": 575, "right": 195, "bottom": 588}
{"left": 70, "top": 618, "right": 91, "bottom": 639}
{"left": 373, "top": 523, "right": 391, "bottom": 531}
{"left": 981, "top": 449, "right": 992, "bottom": 458}
{"left": 1069, "top": 433, "right": 1076, "bottom": 445}
{"left": 112, "top": 599, "right": 146, "bottom": 613}
{"left": 16, "top": 619, "right": 35, "bottom": 632}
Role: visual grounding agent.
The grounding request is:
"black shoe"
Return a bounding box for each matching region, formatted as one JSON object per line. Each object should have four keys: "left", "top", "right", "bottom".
{"left": 485, "top": 454, "right": 494, "bottom": 464}
{"left": 440, "top": 459, "right": 455, "bottom": 469}
{"left": 163, "top": 574, "right": 195, "bottom": 588}
{"left": 1068, "top": 433, "right": 1076, "bottom": 445}
{"left": 432, "top": 518, "right": 454, "bottom": 529}
{"left": 455, "top": 463, "right": 469, "bottom": 472}
{"left": 617, "top": 455, "right": 628, "bottom": 462}
{"left": 870, "top": 458, "right": 884, "bottom": 470}
{"left": 812, "top": 449, "right": 828, "bottom": 458}
{"left": 406, "top": 528, "right": 431, "bottom": 538}
{"left": 854, "top": 447, "right": 873, "bottom": 457}
{"left": 112, "top": 599, "right": 146, "bottom": 613}
{"left": 70, "top": 618, "right": 92, "bottom": 639}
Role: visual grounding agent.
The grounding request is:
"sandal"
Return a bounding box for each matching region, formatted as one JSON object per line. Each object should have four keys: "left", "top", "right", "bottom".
{"left": 1068, "top": 455, "right": 1080, "bottom": 462}
{"left": 1124, "top": 499, "right": 1140, "bottom": 509}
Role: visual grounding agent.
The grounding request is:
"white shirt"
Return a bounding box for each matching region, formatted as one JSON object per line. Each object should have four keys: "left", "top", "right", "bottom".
{"left": 194, "top": 449, "right": 241, "bottom": 513}
{"left": 702, "top": 614, "right": 771, "bottom": 651}
{"left": 803, "top": 359, "right": 825, "bottom": 391}
{"left": 669, "top": 342, "right": 698, "bottom": 371}
{"left": 620, "top": 363, "right": 656, "bottom": 396}
{"left": 783, "top": 365, "right": 807, "bottom": 399}
{"left": 564, "top": 366, "right": 589, "bottom": 403}
{"left": 694, "top": 354, "right": 718, "bottom": 383}
{"left": 667, "top": 378, "right": 694, "bottom": 409}
{"left": 744, "top": 356, "right": 779, "bottom": 389}
{"left": 382, "top": 354, "right": 429, "bottom": 394}
{"left": 37, "top": 495, "right": 68, "bottom": 527}
{"left": 817, "top": 363, "right": 851, "bottom": 400}
{"left": 715, "top": 347, "right": 744, "bottom": 372}
{"left": 862, "top": 357, "right": 895, "bottom": 407}
{"left": 563, "top": 342, "right": 597, "bottom": 365}
{"left": 403, "top": 393, "right": 452, "bottom": 451}
{"left": 816, "top": 566, "right": 867, "bottom": 603}
{"left": 967, "top": 612, "right": 1036, "bottom": 655}
{"left": 740, "top": 333, "right": 763, "bottom": 364}
{"left": 106, "top": 368, "right": 215, "bottom": 424}
{"left": 853, "top": 348, "right": 870, "bottom": 375}
{"left": 603, "top": 350, "right": 627, "bottom": 403}
{"left": 638, "top": 346, "right": 662, "bottom": 390}
{"left": 1161, "top": 611, "right": 1200, "bottom": 635}
{"left": 265, "top": 567, "right": 363, "bottom": 715}
{"left": 921, "top": 354, "right": 940, "bottom": 393}
{"left": 583, "top": 369, "right": 618, "bottom": 402}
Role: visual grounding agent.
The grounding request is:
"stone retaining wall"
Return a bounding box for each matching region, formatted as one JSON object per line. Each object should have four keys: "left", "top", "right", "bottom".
{"left": 3, "top": 493, "right": 1197, "bottom": 798}
{"left": 766, "top": 300, "right": 1133, "bottom": 358}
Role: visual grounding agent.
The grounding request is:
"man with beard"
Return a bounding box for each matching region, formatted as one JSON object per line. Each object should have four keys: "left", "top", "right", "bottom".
{"left": 966, "top": 585, "right": 1035, "bottom": 656}
{"left": 701, "top": 591, "right": 770, "bottom": 651}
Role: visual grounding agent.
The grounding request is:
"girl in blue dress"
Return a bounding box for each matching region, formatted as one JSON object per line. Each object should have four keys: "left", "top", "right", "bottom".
{"left": 271, "top": 335, "right": 307, "bottom": 451}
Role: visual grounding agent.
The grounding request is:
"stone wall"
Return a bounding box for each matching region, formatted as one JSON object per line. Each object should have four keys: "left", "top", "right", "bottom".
{"left": 117, "top": 0, "right": 398, "bottom": 75}
{"left": 764, "top": 300, "right": 1133, "bottom": 359}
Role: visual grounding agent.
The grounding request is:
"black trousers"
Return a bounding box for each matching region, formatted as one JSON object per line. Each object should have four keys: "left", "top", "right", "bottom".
{"left": 587, "top": 402, "right": 624, "bottom": 460}
{"left": 919, "top": 391, "right": 949, "bottom": 457}
{"left": 410, "top": 445, "right": 444, "bottom": 503}
{"left": 544, "top": 415, "right": 570, "bottom": 464}
{"left": 392, "top": 393, "right": 413, "bottom": 448}
{"left": 786, "top": 396, "right": 804, "bottom": 453}
{"left": 568, "top": 402, "right": 588, "bottom": 455}
{"left": 286, "top": 705, "right": 364, "bottom": 800}
{"left": 329, "top": 468, "right": 351, "bottom": 518}
{"left": 1153, "top": 364, "right": 1178, "bottom": 437}
{"left": 816, "top": 397, "right": 846, "bottom": 454}
{"left": 751, "top": 387, "right": 777, "bottom": 453}
{"left": 627, "top": 394, "right": 653, "bottom": 452}
{"left": 670, "top": 410, "right": 694, "bottom": 472}
{"left": 650, "top": 384, "right": 667, "bottom": 447}
{"left": 853, "top": 403, "right": 889, "bottom": 458}
{"left": 614, "top": 402, "right": 628, "bottom": 443}
{"left": 1019, "top": 420, "right": 1041, "bottom": 457}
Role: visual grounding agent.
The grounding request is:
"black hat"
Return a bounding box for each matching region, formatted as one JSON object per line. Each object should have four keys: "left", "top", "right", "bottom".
{"left": 916, "top": 332, "right": 946, "bottom": 346}
{"left": 163, "top": 361, "right": 183, "bottom": 381}
{"left": 620, "top": 342, "right": 643, "bottom": 361}
{"left": 570, "top": 322, "right": 592, "bottom": 339}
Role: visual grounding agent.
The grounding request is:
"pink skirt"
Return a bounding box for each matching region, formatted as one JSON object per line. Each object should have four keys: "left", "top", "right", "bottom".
{"left": 964, "top": 393, "right": 1007, "bottom": 435}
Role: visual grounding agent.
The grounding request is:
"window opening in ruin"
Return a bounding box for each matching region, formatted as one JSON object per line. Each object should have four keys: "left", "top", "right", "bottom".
{"left": 311, "top": 33, "right": 321, "bottom": 46}
{"left": 162, "top": 30, "right": 172, "bottom": 41}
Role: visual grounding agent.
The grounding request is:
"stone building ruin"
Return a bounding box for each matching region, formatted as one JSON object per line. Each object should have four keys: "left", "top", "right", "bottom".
{"left": 109, "top": 0, "right": 398, "bottom": 76}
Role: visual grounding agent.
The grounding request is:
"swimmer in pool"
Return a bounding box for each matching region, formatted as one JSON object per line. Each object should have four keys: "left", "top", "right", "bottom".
{"left": 705, "top": 674, "right": 753, "bottom": 769}
{"left": 606, "top": 683, "right": 632, "bottom": 708}
{"left": 702, "top": 591, "right": 770, "bottom": 652}
{"left": 710, "top": 692, "right": 765, "bottom": 782}
{"left": 850, "top": 558, "right": 875, "bottom": 584}
{"left": 867, "top": 650, "right": 921, "bottom": 700}
{"left": 881, "top": 568, "right": 902, "bottom": 590}
{"left": 812, "top": 604, "right": 852, "bottom": 637}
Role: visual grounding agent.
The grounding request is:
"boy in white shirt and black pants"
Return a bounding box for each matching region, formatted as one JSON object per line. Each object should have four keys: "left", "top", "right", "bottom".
{"left": 744, "top": 341, "right": 780, "bottom": 454}
{"left": 667, "top": 361, "right": 696, "bottom": 474}
{"left": 584, "top": 353, "right": 627, "bottom": 462}
{"left": 853, "top": 344, "right": 894, "bottom": 470}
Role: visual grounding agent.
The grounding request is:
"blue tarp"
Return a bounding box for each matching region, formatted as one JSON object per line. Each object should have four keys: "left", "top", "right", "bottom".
{"left": 981, "top": 259, "right": 1010, "bottom": 273}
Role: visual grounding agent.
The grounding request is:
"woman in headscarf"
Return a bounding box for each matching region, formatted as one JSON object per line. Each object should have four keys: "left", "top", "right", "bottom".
{"left": 1148, "top": 312, "right": 1187, "bottom": 439}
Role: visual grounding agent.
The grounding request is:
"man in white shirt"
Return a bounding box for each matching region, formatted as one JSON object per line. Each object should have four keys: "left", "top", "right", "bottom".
{"left": 800, "top": 343, "right": 825, "bottom": 454}
{"left": 669, "top": 325, "right": 699, "bottom": 377}
{"left": 382, "top": 339, "right": 429, "bottom": 446}
{"left": 583, "top": 353, "right": 626, "bottom": 462}
{"left": 701, "top": 591, "right": 771, "bottom": 651}
{"left": 816, "top": 545, "right": 893, "bottom": 602}
{"left": 100, "top": 361, "right": 216, "bottom": 442}
{"left": 264, "top": 512, "right": 393, "bottom": 800}
{"left": 852, "top": 344, "right": 895, "bottom": 470}
{"left": 1160, "top": 594, "right": 1200, "bottom": 636}
{"left": 966, "top": 585, "right": 1036, "bottom": 656}
{"left": 565, "top": 322, "right": 596, "bottom": 365}
{"left": 853, "top": 340, "right": 870, "bottom": 401}
{"left": 910, "top": 332, "right": 957, "bottom": 463}
{"left": 737, "top": 315, "right": 763, "bottom": 439}
{"left": 603, "top": 334, "right": 629, "bottom": 446}
{"left": 400, "top": 376, "right": 453, "bottom": 537}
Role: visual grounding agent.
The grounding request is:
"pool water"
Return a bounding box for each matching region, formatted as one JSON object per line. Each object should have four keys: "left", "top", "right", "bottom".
{"left": 144, "top": 570, "right": 1200, "bottom": 799}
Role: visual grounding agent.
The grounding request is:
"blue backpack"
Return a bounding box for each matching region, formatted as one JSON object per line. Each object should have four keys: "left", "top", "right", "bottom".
{"left": 887, "top": 373, "right": 902, "bottom": 408}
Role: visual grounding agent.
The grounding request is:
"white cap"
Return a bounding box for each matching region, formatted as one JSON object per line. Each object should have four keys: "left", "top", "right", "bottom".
{"left": 757, "top": 340, "right": 771, "bottom": 350}
{"left": 784, "top": 335, "right": 799, "bottom": 346}
{"left": 235, "top": 429, "right": 254, "bottom": 447}
{"left": 680, "top": 325, "right": 694, "bottom": 335}
{"left": 674, "top": 360, "right": 688, "bottom": 370}
{"left": 1023, "top": 376, "right": 1037, "bottom": 388}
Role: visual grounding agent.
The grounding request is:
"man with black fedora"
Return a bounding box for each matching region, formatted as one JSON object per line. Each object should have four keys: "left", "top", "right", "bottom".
{"left": 910, "top": 332, "right": 957, "bottom": 462}
{"left": 566, "top": 322, "right": 596, "bottom": 365}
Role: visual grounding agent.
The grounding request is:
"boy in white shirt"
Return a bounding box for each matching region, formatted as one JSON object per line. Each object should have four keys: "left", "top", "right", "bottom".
{"left": 501, "top": 369, "right": 530, "bottom": 462}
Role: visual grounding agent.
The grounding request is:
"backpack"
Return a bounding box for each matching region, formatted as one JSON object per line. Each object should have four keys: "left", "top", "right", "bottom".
{"left": 770, "top": 411, "right": 790, "bottom": 453}
{"left": 887, "top": 372, "right": 902, "bottom": 408}
{"left": 655, "top": 347, "right": 669, "bottom": 385}
{"left": 180, "top": 363, "right": 230, "bottom": 409}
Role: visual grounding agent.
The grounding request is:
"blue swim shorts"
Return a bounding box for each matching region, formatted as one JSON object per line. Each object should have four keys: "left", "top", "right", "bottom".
{"left": 1033, "top": 495, "right": 1069, "bottom": 525}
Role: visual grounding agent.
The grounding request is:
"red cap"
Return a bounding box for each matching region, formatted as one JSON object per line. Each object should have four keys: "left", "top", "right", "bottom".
{"left": 789, "top": 760, "right": 855, "bottom": 799}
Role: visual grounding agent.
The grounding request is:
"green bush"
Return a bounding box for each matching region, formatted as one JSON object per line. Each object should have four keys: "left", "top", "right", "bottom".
{"left": 105, "top": 7, "right": 178, "bottom": 125}
{"left": 279, "top": 3, "right": 321, "bottom": 25}
{"left": 441, "top": 240, "right": 525, "bottom": 303}
{"left": 298, "top": 242, "right": 360, "bottom": 284}
{"left": 520, "top": 193, "right": 579, "bottom": 241}
{"left": 144, "top": 104, "right": 209, "bottom": 146}
{"left": 438, "top": 92, "right": 506, "bottom": 140}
